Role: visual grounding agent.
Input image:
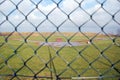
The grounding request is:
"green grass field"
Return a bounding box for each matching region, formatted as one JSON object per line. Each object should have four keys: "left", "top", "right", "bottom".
{"left": 0, "top": 32, "right": 120, "bottom": 80}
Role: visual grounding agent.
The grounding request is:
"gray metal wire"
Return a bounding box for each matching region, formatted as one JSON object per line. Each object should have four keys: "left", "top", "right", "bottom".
{"left": 0, "top": 0, "right": 120, "bottom": 80}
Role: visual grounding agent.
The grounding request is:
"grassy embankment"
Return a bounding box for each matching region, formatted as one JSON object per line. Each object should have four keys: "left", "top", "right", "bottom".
{"left": 0, "top": 32, "right": 120, "bottom": 80}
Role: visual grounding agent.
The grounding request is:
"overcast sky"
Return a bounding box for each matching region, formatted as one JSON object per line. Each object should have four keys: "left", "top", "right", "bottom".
{"left": 0, "top": 0, "right": 120, "bottom": 34}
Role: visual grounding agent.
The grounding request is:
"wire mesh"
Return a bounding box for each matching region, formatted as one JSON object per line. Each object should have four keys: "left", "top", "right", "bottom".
{"left": 0, "top": 0, "right": 120, "bottom": 80}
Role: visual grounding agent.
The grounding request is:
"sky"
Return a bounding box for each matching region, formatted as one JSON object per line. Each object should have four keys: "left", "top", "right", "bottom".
{"left": 0, "top": 0, "right": 120, "bottom": 35}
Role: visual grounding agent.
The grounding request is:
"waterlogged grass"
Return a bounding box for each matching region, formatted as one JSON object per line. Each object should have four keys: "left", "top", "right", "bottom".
{"left": 0, "top": 34, "right": 120, "bottom": 80}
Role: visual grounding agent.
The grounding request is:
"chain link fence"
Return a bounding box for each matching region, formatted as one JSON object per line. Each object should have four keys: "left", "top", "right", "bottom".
{"left": 0, "top": 0, "right": 120, "bottom": 80}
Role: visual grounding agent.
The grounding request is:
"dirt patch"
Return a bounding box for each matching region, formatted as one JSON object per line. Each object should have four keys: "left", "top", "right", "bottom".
{"left": 40, "top": 42, "right": 86, "bottom": 47}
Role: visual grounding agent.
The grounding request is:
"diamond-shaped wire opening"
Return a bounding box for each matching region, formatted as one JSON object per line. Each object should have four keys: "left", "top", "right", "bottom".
{"left": 81, "top": 0, "right": 101, "bottom": 14}
{"left": 7, "top": 32, "right": 24, "bottom": 42}
{"left": 0, "top": 21, "right": 15, "bottom": 32}
{"left": 7, "top": 54, "right": 23, "bottom": 72}
{"left": 81, "top": 20, "right": 101, "bottom": 35}
{"left": 59, "top": 0, "right": 78, "bottom": 15}
{"left": 92, "top": 8, "right": 112, "bottom": 27}
{"left": 70, "top": 32, "right": 89, "bottom": 45}
{"left": 70, "top": 8, "right": 90, "bottom": 26}
{"left": 37, "top": 20, "right": 56, "bottom": 32}
{"left": 17, "top": 45, "right": 34, "bottom": 61}
{"left": 8, "top": 10, "right": 25, "bottom": 26}
{"left": 92, "top": 33, "right": 113, "bottom": 50}
{"left": 26, "top": 55, "right": 46, "bottom": 73}
{"left": 103, "top": 46, "right": 120, "bottom": 63}
{"left": 17, "top": 21, "right": 35, "bottom": 32}
{"left": 81, "top": 45, "right": 101, "bottom": 63}
{"left": 27, "top": 9, "right": 46, "bottom": 26}
{"left": 103, "top": 0, "right": 120, "bottom": 15}
{"left": 48, "top": 8, "right": 67, "bottom": 26}
{"left": 51, "top": 56, "right": 67, "bottom": 76}
{"left": 91, "top": 56, "right": 111, "bottom": 75}
{"left": 47, "top": 32, "right": 66, "bottom": 42}
{"left": 0, "top": 43, "right": 14, "bottom": 59}
{"left": 103, "top": 20, "right": 120, "bottom": 37}
{"left": 58, "top": 47, "right": 78, "bottom": 62}
{"left": 45, "top": 32, "right": 71, "bottom": 48}
{"left": 36, "top": 46, "right": 56, "bottom": 62}
{"left": 18, "top": 0, "right": 35, "bottom": 15}
{"left": 0, "top": 0, "right": 16, "bottom": 15}
{"left": 27, "top": 32, "right": 45, "bottom": 47}
{"left": 6, "top": 34, "right": 24, "bottom": 50}
{"left": 59, "top": 20, "right": 78, "bottom": 32}
{"left": 67, "top": 33, "right": 84, "bottom": 47}
{"left": 17, "top": 66, "right": 35, "bottom": 76}
{"left": 38, "top": 0, "right": 57, "bottom": 15}
{"left": 70, "top": 56, "right": 89, "bottom": 74}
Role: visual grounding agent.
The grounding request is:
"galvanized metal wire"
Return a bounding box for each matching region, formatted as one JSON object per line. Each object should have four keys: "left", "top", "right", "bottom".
{"left": 0, "top": 0, "right": 120, "bottom": 80}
